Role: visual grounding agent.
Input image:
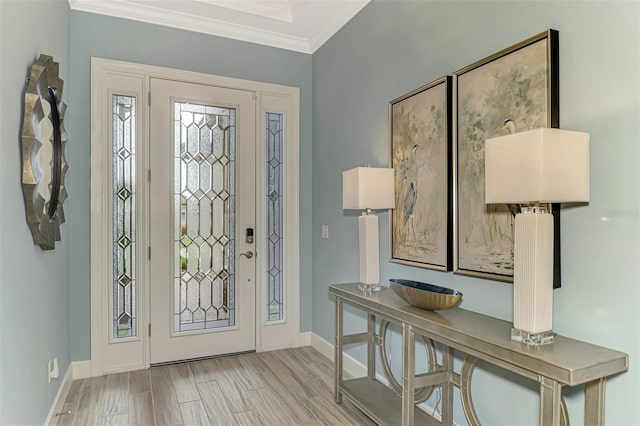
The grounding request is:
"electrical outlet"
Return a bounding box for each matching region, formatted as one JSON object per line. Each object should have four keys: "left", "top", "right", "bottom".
{"left": 322, "top": 225, "right": 329, "bottom": 239}
{"left": 48, "top": 358, "right": 59, "bottom": 383}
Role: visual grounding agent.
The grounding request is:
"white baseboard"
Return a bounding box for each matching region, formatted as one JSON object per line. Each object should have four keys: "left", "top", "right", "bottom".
{"left": 297, "top": 331, "right": 312, "bottom": 347}
{"left": 43, "top": 360, "right": 94, "bottom": 425}
{"left": 309, "top": 332, "right": 452, "bottom": 424}
{"left": 44, "top": 363, "right": 74, "bottom": 426}
{"left": 257, "top": 332, "right": 312, "bottom": 352}
{"left": 72, "top": 360, "right": 92, "bottom": 379}
{"left": 311, "top": 332, "right": 368, "bottom": 378}
{"left": 257, "top": 342, "right": 288, "bottom": 353}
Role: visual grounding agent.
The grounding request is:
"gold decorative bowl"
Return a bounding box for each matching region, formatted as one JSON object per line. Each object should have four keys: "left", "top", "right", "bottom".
{"left": 390, "top": 279, "right": 462, "bottom": 311}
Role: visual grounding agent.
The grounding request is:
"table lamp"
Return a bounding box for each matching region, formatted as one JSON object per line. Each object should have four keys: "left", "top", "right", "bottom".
{"left": 343, "top": 167, "right": 395, "bottom": 292}
{"left": 485, "top": 128, "right": 589, "bottom": 345}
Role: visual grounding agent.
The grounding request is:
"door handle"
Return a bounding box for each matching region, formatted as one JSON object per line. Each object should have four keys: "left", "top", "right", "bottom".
{"left": 239, "top": 251, "right": 254, "bottom": 259}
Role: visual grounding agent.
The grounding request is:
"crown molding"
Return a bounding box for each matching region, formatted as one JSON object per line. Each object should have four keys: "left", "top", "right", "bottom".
{"left": 69, "top": 0, "right": 312, "bottom": 53}
{"left": 194, "top": 0, "right": 295, "bottom": 23}
{"left": 68, "top": 0, "right": 370, "bottom": 54}
{"left": 307, "top": 1, "right": 369, "bottom": 53}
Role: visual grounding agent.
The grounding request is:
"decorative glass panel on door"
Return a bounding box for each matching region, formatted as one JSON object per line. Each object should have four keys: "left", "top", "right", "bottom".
{"left": 112, "top": 95, "right": 137, "bottom": 339}
{"left": 174, "top": 101, "right": 236, "bottom": 332}
{"left": 266, "top": 112, "right": 283, "bottom": 322}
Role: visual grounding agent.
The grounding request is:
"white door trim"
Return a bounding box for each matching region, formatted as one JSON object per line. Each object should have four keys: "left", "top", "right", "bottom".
{"left": 90, "top": 58, "right": 300, "bottom": 376}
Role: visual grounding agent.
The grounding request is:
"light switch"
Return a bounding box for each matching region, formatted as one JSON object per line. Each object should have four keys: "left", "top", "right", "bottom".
{"left": 322, "top": 225, "right": 329, "bottom": 239}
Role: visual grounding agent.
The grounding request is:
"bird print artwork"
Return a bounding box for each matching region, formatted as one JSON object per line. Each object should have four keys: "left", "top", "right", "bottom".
{"left": 403, "top": 182, "right": 416, "bottom": 225}
{"left": 494, "top": 118, "right": 516, "bottom": 135}
{"left": 455, "top": 36, "right": 550, "bottom": 278}
{"left": 401, "top": 144, "right": 420, "bottom": 240}
{"left": 391, "top": 80, "right": 448, "bottom": 269}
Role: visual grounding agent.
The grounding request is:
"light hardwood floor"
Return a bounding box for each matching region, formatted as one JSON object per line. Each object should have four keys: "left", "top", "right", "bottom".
{"left": 53, "top": 347, "right": 375, "bottom": 426}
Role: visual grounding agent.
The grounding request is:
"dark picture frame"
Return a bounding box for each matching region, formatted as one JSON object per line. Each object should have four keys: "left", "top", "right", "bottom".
{"left": 452, "top": 29, "right": 560, "bottom": 286}
{"left": 389, "top": 76, "right": 452, "bottom": 271}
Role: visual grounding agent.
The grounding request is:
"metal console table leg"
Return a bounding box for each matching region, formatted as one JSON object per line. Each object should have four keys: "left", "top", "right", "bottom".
{"left": 401, "top": 323, "right": 416, "bottom": 426}
{"left": 334, "top": 298, "right": 343, "bottom": 404}
{"left": 539, "top": 377, "right": 562, "bottom": 426}
{"left": 368, "top": 313, "right": 376, "bottom": 380}
{"left": 584, "top": 378, "right": 606, "bottom": 426}
{"left": 442, "top": 345, "right": 454, "bottom": 425}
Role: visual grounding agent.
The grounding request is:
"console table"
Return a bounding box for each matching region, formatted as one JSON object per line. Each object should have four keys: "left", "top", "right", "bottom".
{"left": 329, "top": 283, "right": 628, "bottom": 426}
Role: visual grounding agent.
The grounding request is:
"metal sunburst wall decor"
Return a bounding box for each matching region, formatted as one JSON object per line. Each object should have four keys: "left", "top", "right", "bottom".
{"left": 21, "top": 54, "right": 69, "bottom": 250}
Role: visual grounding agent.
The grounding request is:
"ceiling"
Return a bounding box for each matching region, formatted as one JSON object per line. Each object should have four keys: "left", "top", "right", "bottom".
{"left": 68, "top": 0, "right": 371, "bottom": 54}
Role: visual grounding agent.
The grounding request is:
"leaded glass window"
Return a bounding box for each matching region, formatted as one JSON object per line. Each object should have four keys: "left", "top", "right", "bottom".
{"left": 112, "top": 95, "right": 137, "bottom": 339}
{"left": 174, "top": 102, "right": 236, "bottom": 332}
{"left": 266, "top": 113, "right": 283, "bottom": 322}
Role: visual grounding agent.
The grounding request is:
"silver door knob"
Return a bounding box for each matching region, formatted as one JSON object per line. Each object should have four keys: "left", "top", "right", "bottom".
{"left": 239, "top": 251, "right": 254, "bottom": 259}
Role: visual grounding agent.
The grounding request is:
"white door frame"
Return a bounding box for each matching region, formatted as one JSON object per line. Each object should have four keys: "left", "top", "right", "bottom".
{"left": 90, "top": 58, "right": 300, "bottom": 376}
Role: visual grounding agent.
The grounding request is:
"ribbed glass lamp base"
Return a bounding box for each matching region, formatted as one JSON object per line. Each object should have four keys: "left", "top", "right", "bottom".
{"left": 511, "top": 328, "right": 555, "bottom": 346}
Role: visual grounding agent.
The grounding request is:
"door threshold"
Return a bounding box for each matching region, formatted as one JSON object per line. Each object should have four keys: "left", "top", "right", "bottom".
{"left": 150, "top": 350, "right": 256, "bottom": 367}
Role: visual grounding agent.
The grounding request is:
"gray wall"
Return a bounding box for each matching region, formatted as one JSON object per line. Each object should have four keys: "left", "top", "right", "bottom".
{"left": 68, "top": 11, "right": 313, "bottom": 360}
{"left": 312, "top": 1, "right": 639, "bottom": 424}
{"left": 0, "top": 0, "right": 71, "bottom": 424}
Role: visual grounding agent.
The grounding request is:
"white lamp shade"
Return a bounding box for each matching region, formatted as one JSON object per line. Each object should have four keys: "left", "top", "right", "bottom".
{"left": 485, "top": 128, "right": 590, "bottom": 204}
{"left": 343, "top": 167, "right": 395, "bottom": 210}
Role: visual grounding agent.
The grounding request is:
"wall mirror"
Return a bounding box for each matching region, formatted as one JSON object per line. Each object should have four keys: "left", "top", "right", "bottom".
{"left": 21, "top": 54, "right": 68, "bottom": 250}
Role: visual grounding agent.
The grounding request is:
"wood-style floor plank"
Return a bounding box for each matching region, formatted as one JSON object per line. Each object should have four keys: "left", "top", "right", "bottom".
{"left": 304, "top": 362, "right": 340, "bottom": 398}
{"left": 150, "top": 366, "right": 183, "bottom": 426}
{"left": 303, "top": 395, "right": 358, "bottom": 426}
{"left": 60, "top": 347, "right": 382, "bottom": 426}
{"left": 256, "top": 350, "right": 317, "bottom": 399}
{"left": 73, "top": 378, "right": 106, "bottom": 426}
{"left": 101, "top": 414, "right": 128, "bottom": 426}
{"left": 233, "top": 410, "right": 266, "bottom": 426}
{"left": 179, "top": 401, "right": 211, "bottom": 426}
{"left": 274, "top": 349, "right": 323, "bottom": 381}
{"left": 204, "top": 359, "right": 254, "bottom": 414}
{"left": 219, "top": 356, "right": 264, "bottom": 391}
{"left": 169, "top": 363, "right": 200, "bottom": 403}
{"left": 65, "top": 379, "right": 85, "bottom": 404}
{"left": 129, "top": 369, "right": 151, "bottom": 394}
{"left": 53, "top": 403, "right": 76, "bottom": 426}
{"left": 328, "top": 395, "right": 378, "bottom": 426}
{"left": 237, "top": 353, "right": 271, "bottom": 375}
{"left": 128, "top": 392, "right": 154, "bottom": 426}
{"left": 188, "top": 359, "right": 221, "bottom": 383}
{"left": 196, "top": 380, "right": 237, "bottom": 426}
{"left": 258, "top": 370, "right": 319, "bottom": 424}
{"left": 102, "top": 373, "right": 129, "bottom": 416}
{"left": 245, "top": 387, "right": 297, "bottom": 426}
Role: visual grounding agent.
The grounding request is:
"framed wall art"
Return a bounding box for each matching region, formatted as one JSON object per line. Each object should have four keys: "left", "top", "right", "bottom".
{"left": 389, "top": 76, "right": 452, "bottom": 271}
{"left": 453, "top": 29, "right": 560, "bottom": 285}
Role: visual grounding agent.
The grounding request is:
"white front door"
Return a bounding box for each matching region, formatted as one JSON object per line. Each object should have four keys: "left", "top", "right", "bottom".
{"left": 149, "top": 78, "right": 256, "bottom": 364}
